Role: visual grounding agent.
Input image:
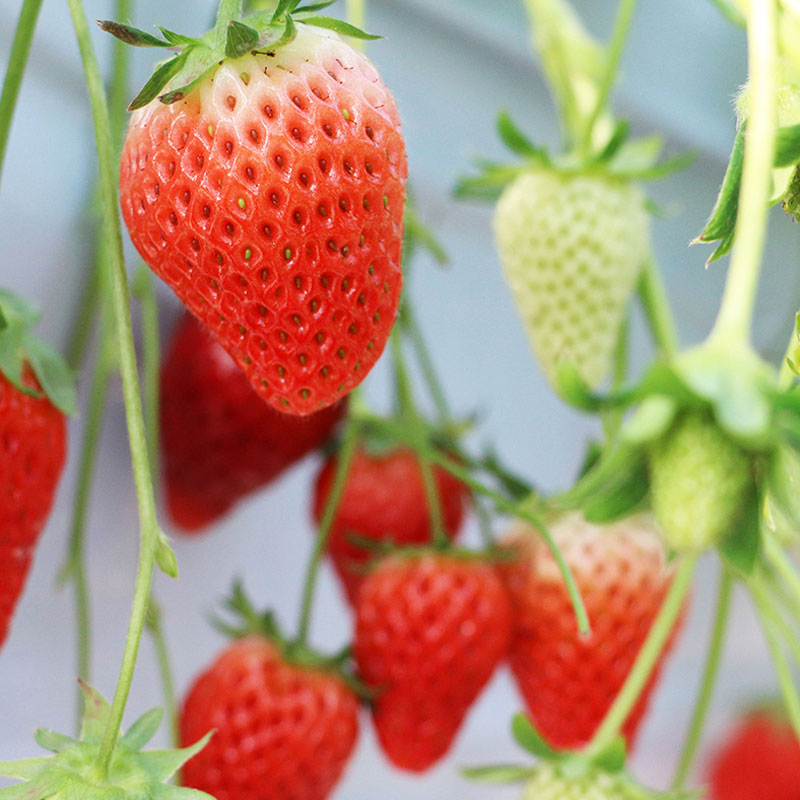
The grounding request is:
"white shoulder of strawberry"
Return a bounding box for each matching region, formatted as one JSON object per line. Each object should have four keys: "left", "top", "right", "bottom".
{"left": 0, "top": 289, "right": 77, "bottom": 415}
{"left": 99, "top": 0, "right": 379, "bottom": 111}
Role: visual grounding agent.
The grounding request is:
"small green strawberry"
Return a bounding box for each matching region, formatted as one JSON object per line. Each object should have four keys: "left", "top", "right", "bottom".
{"left": 648, "top": 410, "right": 753, "bottom": 552}
{"left": 493, "top": 168, "right": 649, "bottom": 388}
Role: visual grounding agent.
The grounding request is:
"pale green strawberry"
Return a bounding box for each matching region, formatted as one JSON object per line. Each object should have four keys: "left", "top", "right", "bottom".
{"left": 522, "top": 764, "right": 667, "bottom": 800}
{"left": 648, "top": 410, "right": 753, "bottom": 552}
{"left": 493, "top": 168, "right": 649, "bottom": 389}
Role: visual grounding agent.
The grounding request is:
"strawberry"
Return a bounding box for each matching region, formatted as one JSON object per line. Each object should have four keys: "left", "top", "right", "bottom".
{"left": 110, "top": 6, "right": 407, "bottom": 416}
{"left": 648, "top": 410, "right": 753, "bottom": 552}
{"left": 708, "top": 708, "right": 800, "bottom": 800}
{"left": 499, "top": 512, "right": 685, "bottom": 751}
{"left": 0, "top": 291, "right": 73, "bottom": 652}
{"left": 312, "top": 446, "right": 469, "bottom": 604}
{"left": 180, "top": 618, "right": 359, "bottom": 800}
{"left": 354, "top": 552, "right": 512, "bottom": 771}
{"left": 161, "top": 311, "right": 345, "bottom": 531}
{"left": 493, "top": 169, "right": 649, "bottom": 389}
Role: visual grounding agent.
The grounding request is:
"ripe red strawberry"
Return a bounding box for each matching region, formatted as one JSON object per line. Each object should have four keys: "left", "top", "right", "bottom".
{"left": 113, "top": 9, "right": 407, "bottom": 416}
{"left": 0, "top": 291, "right": 73, "bottom": 651}
{"left": 708, "top": 709, "right": 800, "bottom": 800}
{"left": 354, "top": 552, "right": 512, "bottom": 771}
{"left": 161, "top": 312, "right": 345, "bottom": 531}
{"left": 499, "top": 512, "right": 685, "bottom": 751}
{"left": 312, "top": 447, "right": 470, "bottom": 604}
{"left": 180, "top": 634, "right": 359, "bottom": 800}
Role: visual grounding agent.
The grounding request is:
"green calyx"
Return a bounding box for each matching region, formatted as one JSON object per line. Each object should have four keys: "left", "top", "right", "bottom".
{"left": 212, "top": 582, "right": 372, "bottom": 698}
{"left": 454, "top": 112, "right": 691, "bottom": 202}
{"left": 463, "top": 714, "right": 694, "bottom": 799}
{"left": 98, "top": 0, "right": 380, "bottom": 111}
{"left": 550, "top": 340, "right": 800, "bottom": 570}
{"left": 0, "top": 682, "right": 212, "bottom": 800}
{"left": 0, "top": 288, "right": 77, "bottom": 415}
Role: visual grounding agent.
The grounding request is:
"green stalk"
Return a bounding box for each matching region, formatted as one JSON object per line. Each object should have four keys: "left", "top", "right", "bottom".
{"left": 749, "top": 580, "right": 800, "bottom": 741}
{"left": 345, "top": 0, "right": 365, "bottom": 34}
{"left": 580, "top": 0, "right": 638, "bottom": 157}
{"left": 62, "top": 310, "right": 115, "bottom": 734}
{"left": 710, "top": 0, "right": 778, "bottom": 347}
{"left": 422, "top": 448, "right": 589, "bottom": 634}
{"left": 638, "top": 258, "right": 679, "bottom": 357}
{"left": 295, "top": 412, "right": 360, "bottom": 645}
{"left": 391, "top": 331, "right": 448, "bottom": 547}
{"left": 671, "top": 567, "right": 733, "bottom": 790}
{"left": 400, "top": 305, "right": 451, "bottom": 425}
{"left": 65, "top": 0, "right": 161, "bottom": 774}
{"left": 133, "top": 268, "right": 161, "bottom": 478}
{"left": 586, "top": 554, "right": 697, "bottom": 756}
{"left": 146, "top": 600, "right": 178, "bottom": 748}
{"left": 764, "top": 533, "right": 800, "bottom": 614}
{"left": 0, "top": 0, "right": 44, "bottom": 188}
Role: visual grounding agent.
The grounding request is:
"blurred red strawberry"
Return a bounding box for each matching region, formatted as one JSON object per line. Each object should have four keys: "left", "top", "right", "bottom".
{"left": 162, "top": 312, "right": 344, "bottom": 531}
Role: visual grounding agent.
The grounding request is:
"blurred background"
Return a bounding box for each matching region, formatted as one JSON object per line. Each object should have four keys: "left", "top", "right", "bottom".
{"left": 0, "top": 0, "right": 797, "bottom": 795}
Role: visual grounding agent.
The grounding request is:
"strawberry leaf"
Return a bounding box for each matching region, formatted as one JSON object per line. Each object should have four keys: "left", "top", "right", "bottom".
{"left": 97, "top": 20, "right": 170, "bottom": 47}
{"left": 301, "top": 16, "right": 381, "bottom": 40}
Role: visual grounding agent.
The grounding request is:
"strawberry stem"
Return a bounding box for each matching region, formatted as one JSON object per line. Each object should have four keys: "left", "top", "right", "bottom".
{"left": 749, "top": 578, "right": 800, "bottom": 742}
{"left": 61, "top": 307, "right": 115, "bottom": 733}
{"left": 66, "top": 0, "right": 163, "bottom": 775}
{"left": 586, "top": 553, "right": 697, "bottom": 756}
{"left": 637, "top": 256, "right": 679, "bottom": 358}
{"left": 709, "top": 0, "right": 778, "bottom": 349}
{"left": 0, "top": 0, "right": 43, "bottom": 190}
{"left": 580, "top": 0, "right": 638, "bottom": 158}
{"left": 345, "top": 0, "right": 365, "bottom": 49}
{"left": 763, "top": 532, "right": 800, "bottom": 615}
{"left": 671, "top": 566, "right": 733, "bottom": 790}
{"left": 145, "top": 599, "right": 179, "bottom": 749}
{"left": 391, "top": 329, "right": 449, "bottom": 548}
{"left": 296, "top": 410, "right": 361, "bottom": 646}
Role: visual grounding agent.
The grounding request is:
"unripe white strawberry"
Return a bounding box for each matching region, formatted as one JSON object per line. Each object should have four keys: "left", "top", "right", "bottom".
{"left": 522, "top": 764, "right": 661, "bottom": 800}
{"left": 493, "top": 168, "right": 649, "bottom": 389}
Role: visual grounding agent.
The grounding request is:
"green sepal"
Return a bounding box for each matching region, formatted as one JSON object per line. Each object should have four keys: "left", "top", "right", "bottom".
{"left": 590, "top": 119, "right": 630, "bottom": 164}
{"left": 301, "top": 16, "right": 381, "bottom": 40}
{"left": 21, "top": 333, "right": 78, "bottom": 416}
{"left": 402, "top": 201, "right": 448, "bottom": 266}
{"left": 294, "top": 1, "right": 336, "bottom": 13}
{"left": 151, "top": 785, "right": 217, "bottom": 800}
{"left": 157, "top": 27, "right": 203, "bottom": 47}
{"left": 775, "top": 123, "right": 800, "bottom": 167}
{"left": 622, "top": 395, "right": 678, "bottom": 445}
{"left": 0, "top": 758, "right": 55, "bottom": 780}
{"left": 718, "top": 490, "right": 762, "bottom": 576}
{"left": 708, "top": 0, "right": 746, "bottom": 27}
{"left": 215, "top": 0, "right": 245, "bottom": 44}
{"left": 554, "top": 360, "right": 634, "bottom": 412}
{"left": 267, "top": 13, "right": 297, "bottom": 51}
{"left": 129, "top": 53, "right": 187, "bottom": 110}
{"left": 581, "top": 456, "right": 649, "bottom": 524}
{"left": 478, "top": 447, "right": 534, "bottom": 502}
{"left": 461, "top": 765, "right": 536, "bottom": 783}
{"left": 32, "top": 729, "right": 76, "bottom": 754}
{"left": 764, "top": 445, "right": 800, "bottom": 537}
{"left": 159, "top": 47, "right": 218, "bottom": 105}
{"left": 96, "top": 20, "right": 170, "bottom": 47}
{"left": 555, "top": 444, "right": 642, "bottom": 510}
{"left": 79, "top": 680, "right": 111, "bottom": 741}
{"left": 696, "top": 128, "right": 744, "bottom": 262}
{"left": 511, "top": 714, "right": 563, "bottom": 761}
{"left": 225, "top": 20, "right": 260, "bottom": 58}
{"left": 269, "top": 0, "right": 294, "bottom": 24}
{"left": 592, "top": 736, "right": 627, "bottom": 773}
{"left": 496, "top": 110, "right": 543, "bottom": 158}
{"left": 121, "top": 707, "right": 163, "bottom": 750}
{"left": 453, "top": 162, "right": 529, "bottom": 201}
{"left": 675, "top": 346, "right": 774, "bottom": 445}
{"left": 135, "top": 732, "right": 214, "bottom": 783}
{"left": 0, "top": 290, "right": 77, "bottom": 415}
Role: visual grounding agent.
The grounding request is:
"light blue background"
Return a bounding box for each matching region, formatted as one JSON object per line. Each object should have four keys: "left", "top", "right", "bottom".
{"left": 0, "top": 0, "right": 796, "bottom": 796}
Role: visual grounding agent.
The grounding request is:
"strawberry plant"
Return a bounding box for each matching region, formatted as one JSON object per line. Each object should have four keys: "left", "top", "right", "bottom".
{"left": 2, "top": 0, "right": 800, "bottom": 798}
